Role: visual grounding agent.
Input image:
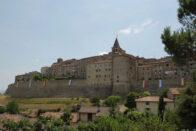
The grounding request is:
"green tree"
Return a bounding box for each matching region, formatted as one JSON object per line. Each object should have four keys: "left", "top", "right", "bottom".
{"left": 178, "top": 0, "right": 196, "bottom": 31}
{"left": 33, "top": 73, "right": 41, "bottom": 81}
{"left": 60, "top": 110, "right": 73, "bottom": 125}
{"left": 160, "top": 88, "right": 169, "bottom": 98}
{"left": 161, "top": 0, "right": 196, "bottom": 66}
{"left": 78, "top": 122, "right": 97, "bottom": 131}
{"left": 2, "top": 120, "right": 19, "bottom": 131}
{"left": 90, "top": 96, "right": 100, "bottom": 106}
{"left": 104, "top": 96, "right": 122, "bottom": 107}
{"left": 158, "top": 95, "right": 166, "bottom": 120}
{"left": 175, "top": 71, "right": 196, "bottom": 129}
{"left": 6, "top": 101, "right": 19, "bottom": 114}
{"left": 0, "top": 106, "right": 6, "bottom": 114}
{"left": 125, "top": 92, "right": 139, "bottom": 109}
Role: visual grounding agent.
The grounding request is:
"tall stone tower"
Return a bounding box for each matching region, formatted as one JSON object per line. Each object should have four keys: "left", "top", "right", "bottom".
{"left": 111, "top": 38, "right": 136, "bottom": 96}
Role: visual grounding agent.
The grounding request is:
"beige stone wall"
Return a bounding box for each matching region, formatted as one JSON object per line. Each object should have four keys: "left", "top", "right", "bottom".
{"left": 136, "top": 101, "right": 174, "bottom": 114}
{"left": 79, "top": 113, "right": 96, "bottom": 122}
{"left": 86, "top": 61, "right": 112, "bottom": 86}
{"left": 79, "top": 113, "right": 88, "bottom": 122}
{"left": 112, "top": 55, "right": 137, "bottom": 96}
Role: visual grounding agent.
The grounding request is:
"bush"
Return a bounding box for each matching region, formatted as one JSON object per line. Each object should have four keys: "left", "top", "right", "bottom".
{"left": 0, "top": 106, "right": 6, "bottom": 114}
{"left": 57, "top": 107, "right": 61, "bottom": 112}
{"left": 60, "top": 110, "right": 73, "bottom": 125}
{"left": 104, "top": 96, "right": 122, "bottom": 107}
{"left": 33, "top": 73, "right": 41, "bottom": 81}
{"left": 125, "top": 92, "right": 139, "bottom": 109}
{"left": 6, "top": 101, "right": 19, "bottom": 114}
{"left": 90, "top": 96, "right": 100, "bottom": 106}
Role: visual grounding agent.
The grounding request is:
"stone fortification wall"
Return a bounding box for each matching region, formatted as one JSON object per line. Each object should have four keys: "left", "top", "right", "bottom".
{"left": 5, "top": 79, "right": 186, "bottom": 98}
{"left": 132, "top": 79, "right": 186, "bottom": 95}
{"left": 5, "top": 80, "right": 113, "bottom": 98}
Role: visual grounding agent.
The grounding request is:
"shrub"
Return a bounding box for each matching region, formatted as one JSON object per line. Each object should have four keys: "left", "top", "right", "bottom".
{"left": 0, "top": 106, "right": 6, "bottom": 114}
{"left": 6, "top": 101, "right": 19, "bottom": 114}
{"left": 125, "top": 92, "right": 139, "bottom": 109}
{"left": 33, "top": 73, "right": 41, "bottom": 81}
{"left": 104, "top": 96, "right": 122, "bottom": 107}
{"left": 90, "top": 96, "right": 100, "bottom": 106}
{"left": 57, "top": 107, "right": 61, "bottom": 112}
{"left": 60, "top": 110, "right": 73, "bottom": 125}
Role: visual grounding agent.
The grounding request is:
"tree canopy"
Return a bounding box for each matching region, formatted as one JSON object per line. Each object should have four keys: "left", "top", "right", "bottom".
{"left": 161, "top": 0, "right": 196, "bottom": 66}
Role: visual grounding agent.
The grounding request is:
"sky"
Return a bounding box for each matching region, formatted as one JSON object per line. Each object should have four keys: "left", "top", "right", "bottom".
{"left": 0, "top": 0, "right": 181, "bottom": 93}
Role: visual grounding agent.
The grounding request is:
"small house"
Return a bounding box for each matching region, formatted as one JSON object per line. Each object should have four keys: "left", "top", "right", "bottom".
{"left": 78, "top": 106, "right": 109, "bottom": 122}
{"left": 135, "top": 96, "right": 174, "bottom": 114}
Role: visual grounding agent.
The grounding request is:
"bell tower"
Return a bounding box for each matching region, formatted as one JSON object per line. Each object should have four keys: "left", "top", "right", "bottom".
{"left": 112, "top": 38, "right": 125, "bottom": 55}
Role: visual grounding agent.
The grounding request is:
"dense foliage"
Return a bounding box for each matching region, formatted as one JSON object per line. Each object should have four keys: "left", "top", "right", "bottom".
{"left": 0, "top": 106, "right": 6, "bottom": 114}
{"left": 90, "top": 96, "right": 100, "bottom": 106}
{"left": 125, "top": 92, "right": 139, "bottom": 109}
{"left": 158, "top": 95, "right": 166, "bottom": 120}
{"left": 175, "top": 70, "right": 196, "bottom": 129}
{"left": 6, "top": 101, "right": 19, "bottom": 114}
{"left": 60, "top": 110, "right": 73, "bottom": 125}
{"left": 104, "top": 96, "right": 122, "bottom": 107}
{"left": 161, "top": 0, "right": 196, "bottom": 66}
{"left": 2, "top": 111, "right": 178, "bottom": 131}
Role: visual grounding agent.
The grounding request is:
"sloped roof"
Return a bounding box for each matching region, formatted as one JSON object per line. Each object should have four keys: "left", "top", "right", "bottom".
{"left": 114, "top": 38, "right": 120, "bottom": 47}
{"left": 135, "top": 96, "right": 173, "bottom": 103}
{"left": 169, "top": 88, "right": 180, "bottom": 95}
{"left": 79, "top": 106, "right": 109, "bottom": 114}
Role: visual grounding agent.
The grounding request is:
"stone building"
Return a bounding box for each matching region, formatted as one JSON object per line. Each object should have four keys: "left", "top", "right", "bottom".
{"left": 78, "top": 106, "right": 109, "bottom": 122}
{"left": 135, "top": 96, "right": 174, "bottom": 114}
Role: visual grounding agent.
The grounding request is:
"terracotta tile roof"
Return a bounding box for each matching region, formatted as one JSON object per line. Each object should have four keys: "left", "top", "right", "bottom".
{"left": 135, "top": 96, "right": 173, "bottom": 103}
{"left": 42, "top": 112, "right": 62, "bottom": 118}
{"left": 169, "top": 88, "right": 180, "bottom": 95}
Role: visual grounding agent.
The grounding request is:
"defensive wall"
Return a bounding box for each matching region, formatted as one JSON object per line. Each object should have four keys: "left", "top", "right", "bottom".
{"left": 5, "top": 78, "right": 186, "bottom": 98}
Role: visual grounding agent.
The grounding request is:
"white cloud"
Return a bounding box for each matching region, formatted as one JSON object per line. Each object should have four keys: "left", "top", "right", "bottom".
{"left": 119, "top": 27, "right": 131, "bottom": 35}
{"left": 99, "top": 52, "right": 108, "bottom": 56}
{"left": 141, "top": 19, "right": 153, "bottom": 27}
{"left": 118, "top": 19, "right": 159, "bottom": 35}
{"left": 133, "top": 28, "right": 143, "bottom": 34}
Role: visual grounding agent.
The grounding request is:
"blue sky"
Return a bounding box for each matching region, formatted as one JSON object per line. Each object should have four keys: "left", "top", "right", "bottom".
{"left": 0, "top": 0, "right": 181, "bottom": 93}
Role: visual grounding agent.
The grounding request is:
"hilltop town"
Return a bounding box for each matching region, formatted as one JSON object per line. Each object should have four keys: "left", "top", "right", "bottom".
{"left": 5, "top": 39, "right": 195, "bottom": 98}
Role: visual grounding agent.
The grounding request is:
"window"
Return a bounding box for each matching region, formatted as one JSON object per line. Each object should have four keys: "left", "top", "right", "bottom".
{"left": 146, "top": 102, "right": 149, "bottom": 105}
{"left": 105, "top": 74, "right": 106, "bottom": 78}
{"left": 145, "top": 108, "right": 150, "bottom": 111}
{"left": 117, "top": 75, "right": 119, "bottom": 78}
